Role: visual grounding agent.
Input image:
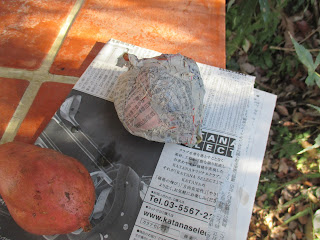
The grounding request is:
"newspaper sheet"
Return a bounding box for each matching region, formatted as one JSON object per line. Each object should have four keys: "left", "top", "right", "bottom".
{"left": 75, "top": 39, "right": 276, "bottom": 240}
{"left": 0, "top": 39, "right": 276, "bottom": 240}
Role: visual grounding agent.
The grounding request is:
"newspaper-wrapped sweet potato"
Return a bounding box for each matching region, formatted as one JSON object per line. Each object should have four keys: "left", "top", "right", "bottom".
{"left": 113, "top": 53, "right": 205, "bottom": 147}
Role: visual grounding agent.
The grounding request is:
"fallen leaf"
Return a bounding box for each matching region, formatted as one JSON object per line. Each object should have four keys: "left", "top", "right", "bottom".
{"left": 298, "top": 108, "right": 306, "bottom": 114}
{"left": 291, "top": 77, "right": 306, "bottom": 90}
{"left": 252, "top": 204, "right": 262, "bottom": 213}
{"left": 278, "top": 196, "right": 285, "bottom": 205}
{"left": 270, "top": 225, "right": 288, "bottom": 238}
{"left": 303, "top": 181, "right": 313, "bottom": 187}
{"left": 294, "top": 228, "right": 304, "bottom": 239}
{"left": 289, "top": 101, "right": 297, "bottom": 107}
{"left": 248, "top": 236, "right": 257, "bottom": 240}
{"left": 260, "top": 76, "right": 269, "bottom": 82}
{"left": 257, "top": 200, "right": 264, "bottom": 208}
{"left": 307, "top": 190, "right": 318, "bottom": 203}
{"left": 297, "top": 205, "right": 309, "bottom": 225}
{"left": 300, "top": 140, "right": 319, "bottom": 159}
{"left": 288, "top": 220, "right": 298, "bottom": 230}
{"left": 255, "top": 228, "right": 262, "bottom": 237}
{"left": 262, "top": 44, "right": 269, "bottom": 52}
{"left": 273, "top": 194, "right": 279, "bottom": 206}
{"left": 292, "top": 111, "right": 303, "bottom": 123}
{"left": 287, "top": 184, "right": 300, "bottom": 192}
{"left": 285, "top": 84, "right": 296, "bottom": 92}
{"left": 296, "top": 20, "right": 311, "bottom": 37}
{"left": 277, "top": 172, "right": 286, "bottom": 179}
{"left": 249, "top": 219, "right": 256, "bottom": 230}
{"left": 240, "top": 62, "right": 256, "bottom": 73}
{"left": 264, "top": 212, "right": 275, "bottom": 229}
{"left": 237, "top": 55, "right": 248, "bottom": 64}
{"left": 276, "top": 105, "right": 289, "bottom": 116}
{"left": 268, "top": 129, "right": 274, "bottom": 137}
{"left": 279, "top": 158, "right": 289, "bottom": 174}
{"left": 282, "top": 188, "right": 293, "bottom": 201}
{"left": 283, "top": 212, "right": 292, "bottom": 222}
{"left": 260, "top": 224, "right": 268, "bottom": 232}
{"left": 272, "top": 111, "right": 280, "bottom": 121}
{"left": 301, "top": 116, "right": 315, "bottom": 124}
{"left": 242, "top": 38, "right": 251, "bottom": 53}
{"left": 288, "top": 204, "right": 296, "bottom": 214}
{"left": 254, "top": 66, "right": 266, "bottom": 76}
{"left": 283, "top": 121, "right": 295, "bottom": 127}
{"left": 272, "top": 161, "right": 279, "bottom": 170}
{"left": 257, "top": 193, "right": 268, "bottom": 202}
{"left": 281, "top": 14, "right": 295, "bottom": 48}
{"left": 262, "top": 158, "right": 272, "bottom": 172}
{"left": 287, "top": 231, "right": 294, "bottom": 240}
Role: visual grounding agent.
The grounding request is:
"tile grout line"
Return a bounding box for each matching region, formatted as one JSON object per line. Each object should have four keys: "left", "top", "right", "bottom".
{"left": 0, "top": 0, "right": 85, "bottom": 144}
{"left": 38, "top": 0, "right": 85, "bottom": 73}
{"left": 0, "top": 67, "right": 79, "bottom": 84}
{"left": 0, "top": 81, "right": 42, "bottom": 143}
{"left": 0, "top": 0, "right": 85, "bottom": 82}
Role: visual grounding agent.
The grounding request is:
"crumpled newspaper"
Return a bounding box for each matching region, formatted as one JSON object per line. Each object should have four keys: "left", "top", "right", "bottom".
{"left": 113, "top": 53, "right": 205, "bottom": 147}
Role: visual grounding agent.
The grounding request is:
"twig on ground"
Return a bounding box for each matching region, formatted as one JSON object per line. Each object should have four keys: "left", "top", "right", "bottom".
{"left": 299, "top": 26, "right": 320, "bottom": 43}
{"left": 280, "top": 202, "right": 320, "bottom": 227}
{"left": 277, "top": 194, "right": 306, "bottom": 211}
{"left": 302, "top": 120, "right": 320, "bottom": 125}
{"left": 276, "top": 173, "right": 320, "bottom": 191}
{"left": 255, "top": 79, "right": 275, "bottom": 92}
{"left": 292, "top": 125, "right": 317, "bottom": 130}
{"left": 269, "top": 46, "right": 320, "bottom": 52}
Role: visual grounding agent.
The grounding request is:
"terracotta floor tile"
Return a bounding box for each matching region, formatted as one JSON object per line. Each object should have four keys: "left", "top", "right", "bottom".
{"left": 51, "top": 0, "right": 225, "bottom": 77}
{"left": 14, "top": 82, "right": 74, "bottom": 144}
{"left": 0, "top": 78, "right": 29, "bottom": 139}
{"left": 0, "top": 0, "right": 76, "bottom": 70}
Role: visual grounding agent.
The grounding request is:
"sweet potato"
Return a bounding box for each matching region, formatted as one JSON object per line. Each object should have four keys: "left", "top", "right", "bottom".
{"left": 0, "top": 141, "right": 95, "bottom": 235}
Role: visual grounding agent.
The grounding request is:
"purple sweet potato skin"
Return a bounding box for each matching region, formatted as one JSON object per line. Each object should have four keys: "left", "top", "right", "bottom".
{"left": 0, "top": 141, "right": 95, "bottom": 235}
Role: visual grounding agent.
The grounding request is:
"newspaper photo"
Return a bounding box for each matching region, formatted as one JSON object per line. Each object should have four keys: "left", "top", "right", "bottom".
{"left": 0, "top": 39, "right": 276, "bottom": 240}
